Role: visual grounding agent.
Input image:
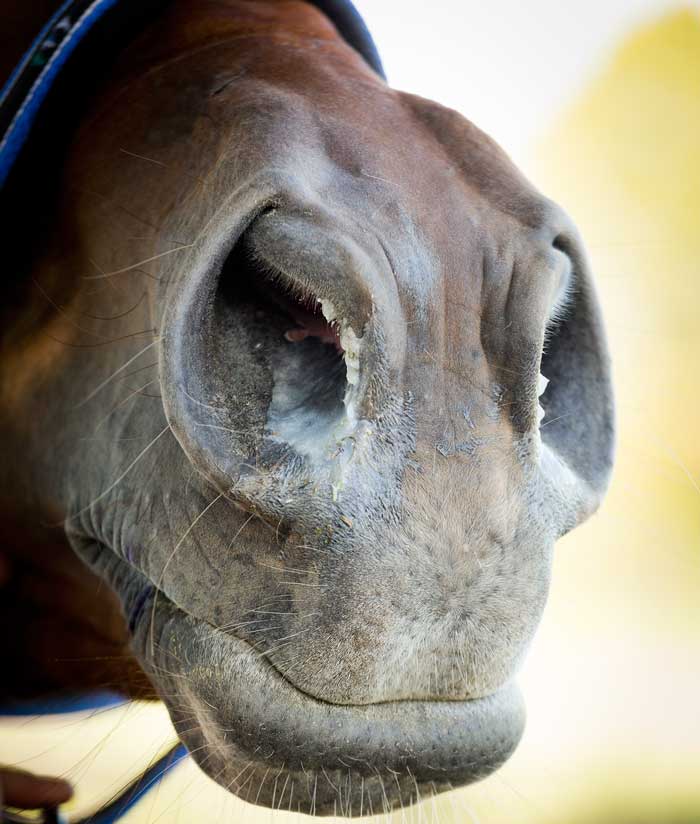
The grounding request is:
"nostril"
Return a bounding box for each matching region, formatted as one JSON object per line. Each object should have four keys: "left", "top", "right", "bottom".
{"left": 551, "top": 233, "right": 569, "bottom": 255}
{"left": 218, "top": 241, "right": 353, "bottom": 461}
{"left": 546, "top": 233, "right": 576, "bottom": 325}
{"left": 536, "top": 223, "right": 615, "bottom": 511}
{"left": 159, "top": 207, "right": 376, "bottom": 503}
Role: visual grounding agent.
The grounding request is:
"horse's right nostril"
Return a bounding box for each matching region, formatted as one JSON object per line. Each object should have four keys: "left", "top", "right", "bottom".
{"left": 159, "top": 208, "right": 379, "bottom": 507}
{"left": 218, "top": 237, "right": 354, "bottom": 462}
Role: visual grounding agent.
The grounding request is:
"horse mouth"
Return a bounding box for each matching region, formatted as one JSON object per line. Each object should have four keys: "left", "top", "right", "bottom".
{"left": 134, "top": 584, "right": 525, "bottom": 816}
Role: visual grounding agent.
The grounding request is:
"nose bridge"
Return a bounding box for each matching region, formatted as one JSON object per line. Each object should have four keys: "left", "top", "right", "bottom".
{"left": 402, "top": 446, "right": 517, "bottom": 545}
{"left": 402, "top": 256, "right": 507, "bottom": 460}
{"left": 411, "top": 369, "right": 505, "bottom": 467}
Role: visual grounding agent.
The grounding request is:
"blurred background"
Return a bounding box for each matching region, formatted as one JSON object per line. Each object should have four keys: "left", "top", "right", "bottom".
{"left": 2, "top": 1, "right": 699, "bottom": 822}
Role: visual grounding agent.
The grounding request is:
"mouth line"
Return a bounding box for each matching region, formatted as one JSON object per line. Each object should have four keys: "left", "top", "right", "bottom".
{"left": 135, "top": 578, "right": 512, "bottom": 711}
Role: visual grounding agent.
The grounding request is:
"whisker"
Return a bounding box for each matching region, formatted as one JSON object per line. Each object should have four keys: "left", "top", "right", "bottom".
{"left": 43, "top": 327, "right": 156, "bottom": 348}
{"left": 75, "top": 338, "right": 160, "bottom": 407}
{"left": 79, "top": 291, "right": 147, "bottom": 320}
{"left": 84, "top": 245, "right": 196, "bottom": 280}
{"left": 149, "top": 493, "right": 224, "bottom": 658}
{"left": 92, "top": 377, "right": 159, "bottom": 430}
{"left": 65, "top": 424, "right": 171, "bottom": 522}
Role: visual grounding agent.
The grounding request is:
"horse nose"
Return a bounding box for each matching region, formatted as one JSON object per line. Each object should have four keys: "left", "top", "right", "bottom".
{"left": 158, "top": 205, "right": 404, "bottom": 521}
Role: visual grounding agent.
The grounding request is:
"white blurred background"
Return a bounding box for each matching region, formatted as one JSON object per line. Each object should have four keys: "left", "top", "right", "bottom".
{"left": 355, "top": 0, "right": 686, "bottom": 163}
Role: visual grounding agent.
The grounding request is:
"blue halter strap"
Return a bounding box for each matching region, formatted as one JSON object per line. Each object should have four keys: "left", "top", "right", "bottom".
{"left": 0, "top": 0, "right": 385, "bottom": 190}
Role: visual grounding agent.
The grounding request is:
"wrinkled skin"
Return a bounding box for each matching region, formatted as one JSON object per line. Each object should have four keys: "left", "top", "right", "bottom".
{"left": 0, "top": 0, "right": 614, "bottom": 816}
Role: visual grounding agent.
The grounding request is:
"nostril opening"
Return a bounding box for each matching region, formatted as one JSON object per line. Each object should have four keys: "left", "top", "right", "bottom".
{"left": 160, "top": 212, "right": 373, "bottom": 493}
{"left": 543, "top": 233, "right": 576, "bottom": 333}
{"left": 551, "top": 233, "right": 569, "bottom": 255}
{"left": 216, "top": 233, "right": 354, "bottom": 462}
{"left": 535, "top": 227, "right": 615, "bottom": 501}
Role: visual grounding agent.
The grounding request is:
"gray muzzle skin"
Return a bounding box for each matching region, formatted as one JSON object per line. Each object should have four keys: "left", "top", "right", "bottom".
{"left": 74, "top": 541, "right": 524, "bottom": 816}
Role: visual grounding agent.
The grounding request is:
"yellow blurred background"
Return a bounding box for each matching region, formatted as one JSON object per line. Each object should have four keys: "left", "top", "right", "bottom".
{"left": 2, "top": 4, "right": 699, "bottom": 823}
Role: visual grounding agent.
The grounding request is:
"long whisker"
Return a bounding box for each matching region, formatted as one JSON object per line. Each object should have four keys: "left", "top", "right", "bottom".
{"left": 75, "top": 338, "right": 160, "bottom": 408}
{"left": 92, "top": 377, "right": 159, "bottom": 430}
{"left": 149, "top": 493, "right": 224, "bottom": 658}
{"left": 84, "top": 245, "right": 196, "bottom": 279}
{"left": 65, "top": 424, "right": 171, "bottom": 523}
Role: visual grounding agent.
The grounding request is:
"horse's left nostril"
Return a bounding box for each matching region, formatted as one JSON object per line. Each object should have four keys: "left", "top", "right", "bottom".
{"left": 551, "top": 232, "right": 569, "bottom": 254}
{"left": 537, "top": 225, "right": 615, "bottom": 519}
{"left": 217, "top": 239, "right": 353, "bottom": 461}
{"left": 159, "top": 209, "right": 376, "bottom": 502}
{"left": 546, "top": 233, "right": 576, "bottom": 322}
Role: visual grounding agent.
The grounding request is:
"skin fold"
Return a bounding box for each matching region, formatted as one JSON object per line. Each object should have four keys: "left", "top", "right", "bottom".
{"left": 0, "top": 0, "right": 614, "bottom": 815}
